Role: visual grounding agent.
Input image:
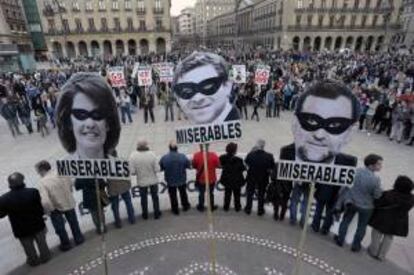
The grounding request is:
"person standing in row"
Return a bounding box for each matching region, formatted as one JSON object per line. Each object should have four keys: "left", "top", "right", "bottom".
{"left": 368, "top": 176, "right": 414, "bottom": 261}
{"left": 35, "top": 160, "right": 84, "bottom": 251}
{"left": 159, "top": 141, "right": 191, "bottom": 215}
{"left": 244, "top": 139, "right": 275, "bottom": 216}
{"left": 129, "top": 140, "right": 161, "bottom": 219}
{"left": 335, "top": 154, "right": 383, "bottom": 252}
{"left": 219, "top": 142, "right": 246, "bottom": 212}
{"left": 0, "top": 173, "right": 50, "bottom": 266}
{"left": 192, "top": 144, "right": 220, "bottom": 212}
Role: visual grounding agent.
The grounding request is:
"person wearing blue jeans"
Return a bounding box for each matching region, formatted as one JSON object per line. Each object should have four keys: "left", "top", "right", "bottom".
{"left": 50, "top": 209, "right": 84, "bottom": 250}
{"left": 139, "top": 184, "right": 161, "bottom": 219}
{"left": 334, "top": 154, "right": 383, "bottom": 252}
{"left": 109, "top": 191, "right": 135, "bottom": 228}
{"left": 289, "top": 183, "right": 309, "bottom": 226}
{"left": 336, "top": 204, "right": 373, "bottom": 251}
{"left": 311, "top": 200, "right": 335, "bottom": 234}
{"left": 197, "top": 183, "right": 217, "bottom": 212}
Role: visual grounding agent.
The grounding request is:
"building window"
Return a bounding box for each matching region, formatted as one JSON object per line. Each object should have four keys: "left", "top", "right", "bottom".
{"left": 139, "top": 20, "right": 146, "bottom": 30}
{"left": 47, "top": 19, "right": 55, "bottom": 32}
{"left": 73, "top": 1, "right": 80, "bottom": 11}
{"left": 321, "top": 0, "right": 326, "bottom": 8}
{"left": 372, "top": 15, "right": 378, "bottom": 26}
{"left": 318, "top": 15, "right": 324, "bottom": 26}
{"left": 329, "top": 15, "right": 334, "bottom": 26}
{"left": 75, "top": 18, "right": 83, "bottom": 32}
{"left": 127, "top": 17, "right": 133, "bottom": 30}
{"left": 296, "top": 15, "right": 301, "bottom": 25}
{"left": 138, "top": 0, "right": 145, "bottom": 10}
{"left": 339, "top": 15, "right": 345, "bottom": 26}
{"left": 361, "top": 15, "right": 367, "bottom": 26}
{"left": 156, "top": 19, "right": 162, "bottom": 30}
{"left": 351, "top": 15, "right": 356, "bottom": 27}
{"left": 114, "top": 17, "right": 121, "bottom": 30}
{"left": 101, "top": 17, "right": 108, "bottom": 31}
{"left": 365, "top": 0, "right": 371, "bottom": 8}
{"left": 86, "top": 1, "right": 93, "bottom": 11}
{"left": 297, "top": 0, "right": 303, "bottom": 9}
{"left": 98, "top": 1, "right": 106, "bottom": 10}
{"left": 62, "top": 19, "right": 69, "bottom": 32}
{"left": 125, "top": 0, "right": 132, "bottom": 10}
{"left": 332, "top": 0, "right": 337, "bottom": 8}
{"left": 155, "top": 0, "right": 162, "bottom": 9}
{"left": 307, "top": 15, "right": 313, "bottom": 26}
{"left": 112, "top": 1, "right": 119, "bottom": 10}
{"left": 343, "top": 0, "right": 349, "bottom": 8}
{"left": 309, "top": 0, "right": 314, "bottom": 8}
{"left": 88, "top": 18, "right": 95, "bottom": 31}
{"left": 354, "top": 0, "right": 360, "bottom": 8}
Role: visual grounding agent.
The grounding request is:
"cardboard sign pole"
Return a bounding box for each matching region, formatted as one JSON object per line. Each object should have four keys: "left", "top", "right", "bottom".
{"left": 95, "top": 178, "right": 109, "bottom": 275}
{"left": 202, "top": 144, "right": 217, "bottom": 275}
{"left": 292, "top": 182, "right": 316, "bottom": 275}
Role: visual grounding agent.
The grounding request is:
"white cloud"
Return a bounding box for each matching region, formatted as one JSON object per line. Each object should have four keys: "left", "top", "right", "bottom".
{"left": 171, "top": 0, "right": 196, "bottom": 16}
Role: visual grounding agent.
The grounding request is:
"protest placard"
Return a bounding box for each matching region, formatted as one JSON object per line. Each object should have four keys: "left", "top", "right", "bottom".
{"left": 254, "top": 65, "right": 270, "bottom": 85}
{"left": 138, "top": 66, "right": 153, "bottom": 86}
{"left": 108, "top": 67, "right": 126, "bottom": 87}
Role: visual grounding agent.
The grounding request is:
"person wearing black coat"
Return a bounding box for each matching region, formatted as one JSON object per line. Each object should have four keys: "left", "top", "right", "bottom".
{"left": 219, "top": 142, "right": 246, "bottom": 212}
{"left": 368, "top": 176, "right": 414, "bottom": 261}
{"left": 0, "top": 172, "right": 51, "bottom": 266}
{"left": 244, "top": 139, "right": 275, "bottom": 216}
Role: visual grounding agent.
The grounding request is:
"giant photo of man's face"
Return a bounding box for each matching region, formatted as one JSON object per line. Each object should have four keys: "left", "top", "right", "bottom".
{"left": 292, "top": 81, "right": 359, "bottom": 163}
{"left": 173, "top": 52, "right": 239, "bottom": 125}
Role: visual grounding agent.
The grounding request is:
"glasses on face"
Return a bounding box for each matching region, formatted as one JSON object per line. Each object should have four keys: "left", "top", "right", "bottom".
{"left": 296, "top": 112, "right": 354, "bottom": 135}
{"left": 173, "top": 76, "right": 225, "bottom": 100}
{"left": 71, "top": 108, "right": 105, "bottom": 121}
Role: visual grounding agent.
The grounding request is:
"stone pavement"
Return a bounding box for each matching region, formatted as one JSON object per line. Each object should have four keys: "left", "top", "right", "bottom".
{"left": 0, "top": 105, "right": 413, "bottom": 275}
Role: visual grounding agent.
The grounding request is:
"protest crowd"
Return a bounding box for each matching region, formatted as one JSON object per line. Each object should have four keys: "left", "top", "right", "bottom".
{"left": 0, "top": 48, "right": 414, "bottom": 268}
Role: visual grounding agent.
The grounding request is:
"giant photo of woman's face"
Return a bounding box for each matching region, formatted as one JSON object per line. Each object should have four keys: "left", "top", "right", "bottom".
{"left": 71, "top": 92, "right": 108, "bottom": 157}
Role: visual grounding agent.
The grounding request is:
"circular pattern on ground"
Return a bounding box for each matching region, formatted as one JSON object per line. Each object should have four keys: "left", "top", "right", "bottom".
{"left": 68, "top": 231, "right": 345, "bottom": 275}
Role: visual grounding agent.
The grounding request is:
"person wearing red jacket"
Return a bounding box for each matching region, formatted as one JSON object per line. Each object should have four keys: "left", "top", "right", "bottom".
{"left": 192, "top": 144, "right": 221, "bottom": 212}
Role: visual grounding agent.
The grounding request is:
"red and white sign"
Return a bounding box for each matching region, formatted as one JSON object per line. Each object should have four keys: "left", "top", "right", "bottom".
{"left": 108, "top": 67, "right": 126, "bottom": 87}
{"left": 255, "top": 65, "right": 271, "bottom": 85}
{"left": 138, "top": 66, "right": 152, "bottom": 86}
{"left": 158, "top": 63, "right": 174, "bottom": 83}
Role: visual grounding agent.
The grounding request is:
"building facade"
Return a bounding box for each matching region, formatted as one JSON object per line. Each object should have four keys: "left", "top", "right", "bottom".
{"left": 0, "top": 0, "right": 35, "bottom": 72}
{"left": 394, "top": 0, "right": 414, "bottom": 50}
{"left": 21, "top": 0, "right": 48, "bottom": 58}
{"left": 37, "top": 0, "right": 172, "bottom": 59}
{"left": 195, "top": 0, "right": 236, "bottom": 40}
{"left": 178, "top": 7, "right": 195, "bottom": 36}
{"left": 207, "top": 0, "right": 402, "bottom": 52}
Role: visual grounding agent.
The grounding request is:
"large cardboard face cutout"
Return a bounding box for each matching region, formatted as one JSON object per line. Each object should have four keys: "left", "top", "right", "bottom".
{"left": 56, "top": 73, "right": 120, "bottom": 159}
{"left": 173, "top": 52, "right": 239, "bottom": 125}
{"left": 292, "top": 82, "right": 358, "bottom": 163}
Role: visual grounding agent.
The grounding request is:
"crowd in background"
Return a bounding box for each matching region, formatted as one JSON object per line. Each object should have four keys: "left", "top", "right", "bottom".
{"left": 1, "top": 49, "right": 414, "bottom": 144}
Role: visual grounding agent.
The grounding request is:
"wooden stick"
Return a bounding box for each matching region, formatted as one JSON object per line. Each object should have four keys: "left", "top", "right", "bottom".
{"left": 292, "top": 182, "right": 316, "bottom": 275}
{"left": 95, "top": 178, "right": 109, "bottom": 275}
{"left": 202, "top": 144, "right": 217, "bottom": 275}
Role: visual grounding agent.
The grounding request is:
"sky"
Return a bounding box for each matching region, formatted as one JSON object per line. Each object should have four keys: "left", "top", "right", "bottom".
{"left": 171, "top": 0, "right": 196, "bottom": 16}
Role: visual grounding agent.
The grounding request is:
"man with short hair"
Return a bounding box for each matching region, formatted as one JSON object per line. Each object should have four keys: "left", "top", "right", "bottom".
{"left": 172, "top": 52, "right": 240, "bottom": 124}
{"left": 159, "top": 141, "right": 191, "bottom": 215}
{"left": 335, "top": 154, "right": 383, "bottom": 252}
{"left": 35, "top": 160, "right": 84, "bottom": 251}
{"left": 0, "top": 172, "right": 51, "bottom": 266}
{"left": 244, "top": 139, "right": 275, "bottom": 216}
{"left": 273, "top": 80, "right": 359, "bottom": 229}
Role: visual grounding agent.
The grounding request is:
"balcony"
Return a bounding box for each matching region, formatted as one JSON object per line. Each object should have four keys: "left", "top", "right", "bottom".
{"left": 294, "top": 6, "right": 393, "bottom": 14}
{"left": 0, "top": 44, "right": 19, "bottom": 55}
{"left": 136, "top": 8, "right": 146, "bottom": 15}
{"left": 287, "top": 23, "right": 400, "bottom": 31}
{"left": 153, "top": 8, "right": 164, "bottom": 14}
{"left": 43, "top": 7, "right": 55, "bottom": 17}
